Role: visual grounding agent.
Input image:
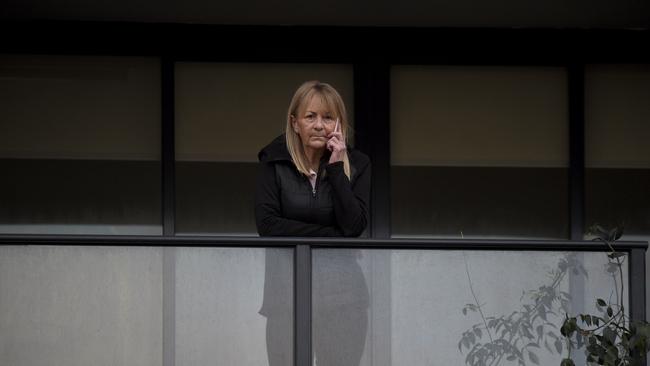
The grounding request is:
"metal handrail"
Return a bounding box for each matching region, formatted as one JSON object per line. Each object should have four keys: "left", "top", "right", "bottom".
{"left": 0, "top": 234, "right": 647, "bottom": 251}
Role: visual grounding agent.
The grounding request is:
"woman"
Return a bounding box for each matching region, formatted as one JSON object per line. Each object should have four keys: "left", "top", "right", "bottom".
{"left": 255, "top": 80, "right": 370, "bottom": 366}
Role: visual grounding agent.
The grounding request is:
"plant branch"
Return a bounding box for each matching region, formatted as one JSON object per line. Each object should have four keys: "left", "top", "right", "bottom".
{"left": 463, "top": 253, "right": 495, "bottom": 344}
{"left": 488, "top": 261, "right": 569, "bottom": 366}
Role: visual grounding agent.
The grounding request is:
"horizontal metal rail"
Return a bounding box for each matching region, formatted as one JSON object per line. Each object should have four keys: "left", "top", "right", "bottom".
{"left": 0, "top": 234, "right": 647, "bottom": 251}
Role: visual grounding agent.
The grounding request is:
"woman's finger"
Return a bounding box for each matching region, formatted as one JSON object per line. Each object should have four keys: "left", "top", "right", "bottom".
{"left": 332, "top": 140, "right": 346, "bottom": 152}
{"left": 329, "top": 133, "right": 346, "bottom": 144}
{"left": 327, "top": 131, "right": 343, "bottom": 140}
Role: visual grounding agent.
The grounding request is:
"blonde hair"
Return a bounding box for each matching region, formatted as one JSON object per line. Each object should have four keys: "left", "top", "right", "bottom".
{"left": 285, "top": 80, "right": 351, "bottom": 179}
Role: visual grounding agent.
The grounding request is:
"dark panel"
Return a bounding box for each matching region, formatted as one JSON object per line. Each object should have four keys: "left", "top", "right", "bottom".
{"left": 0, "top": 158, "right": 161, "bottom": 226}
{"left": 391, "top": 166, "right": 569, "bottom": 238}
{"left": 585, "top": 168, "right": 650, "bottom": 236}
{"left": 175, "top": 161, "right": 257, "bottom": 234}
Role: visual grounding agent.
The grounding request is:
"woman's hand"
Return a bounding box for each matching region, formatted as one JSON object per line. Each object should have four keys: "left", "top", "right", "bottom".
{"left": 327, "top": 120, "right": 346, "bottom": 164}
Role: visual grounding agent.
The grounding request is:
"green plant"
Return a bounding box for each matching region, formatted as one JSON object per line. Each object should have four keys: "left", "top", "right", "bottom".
{"left": 560, "top": 225, "right": 650, "bottom": 366}
{"left": 459, "top": 253, "right": 586, "bottom": 366}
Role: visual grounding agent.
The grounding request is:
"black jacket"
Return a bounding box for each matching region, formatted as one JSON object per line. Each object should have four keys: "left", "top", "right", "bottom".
{"left": 255, "top": 134, "right": 371, "bottom": 237}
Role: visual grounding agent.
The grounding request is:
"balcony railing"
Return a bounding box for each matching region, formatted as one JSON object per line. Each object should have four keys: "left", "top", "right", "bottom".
{"left": 1, "top": 235, "right": 647, "bottom": 366}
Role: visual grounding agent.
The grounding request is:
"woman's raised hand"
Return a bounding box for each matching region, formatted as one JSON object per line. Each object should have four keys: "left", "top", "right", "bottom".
{"left": 327, "top": 118, "right": 346, "bottom": 164}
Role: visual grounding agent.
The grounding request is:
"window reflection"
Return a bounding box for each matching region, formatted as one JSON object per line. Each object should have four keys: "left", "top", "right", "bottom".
{"left": 391, "top": 66, "right": 569, "bottom": 238}
{"left": 0, "top": 55, "right": 161, "bottom": 235}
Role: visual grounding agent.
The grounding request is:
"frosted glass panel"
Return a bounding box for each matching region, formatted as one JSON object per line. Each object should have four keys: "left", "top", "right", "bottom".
{"left": 174, "top": 63, "right": 353, "bottom": 234}
{"left": 0, "top": 246, "right": 163, "bottom": 366}
{"left": 175, "top": 247, "right": 293, "bottom": 366}
{"left": 313, "top": 249, "right": 628, "bottom": 366}
{"left": 0, "top": 55, "right": 162, "bottom": 235}
{"left": 390, "top": 66, "right": 569, "bottom": 238}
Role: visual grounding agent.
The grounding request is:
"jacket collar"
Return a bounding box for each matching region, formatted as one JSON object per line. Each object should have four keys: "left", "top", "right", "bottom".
{"left": 258, "top": 134, "right": 291, "bottom": 163}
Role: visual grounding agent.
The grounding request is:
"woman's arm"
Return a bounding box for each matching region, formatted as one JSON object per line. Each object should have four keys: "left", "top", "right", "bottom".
{"left": 255, "top": 161, "right": 342, "bottom": 237}
{"left": 325, "top": 154, "right": 371, "bottom": 237}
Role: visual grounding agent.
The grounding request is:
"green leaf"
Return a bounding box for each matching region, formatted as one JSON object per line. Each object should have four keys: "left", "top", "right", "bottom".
{"left": 528, "top": 350, "right": 539, "bottom": 365}
{"left": 589, "top": 336, "right": 597, "bottom": 346}
{"left": 597, "top": 298, "right": 607, "bottom": 307}
{"left": 560, "top": 358, "right": 575, "bottom": 366}
{"left": 607, "top": 344, "right": 619, "bottom": 358}
{"left": 561, "top": 323, "right": 568, "bottom": 337}
{"left": 607, "top": 306, "right": 613, "bottom": 317}
{"left": 603, "top": 327, "right": 617, "bottom": 344}
{"left": 561, "top": 317, "right": 577, "bottom": 337}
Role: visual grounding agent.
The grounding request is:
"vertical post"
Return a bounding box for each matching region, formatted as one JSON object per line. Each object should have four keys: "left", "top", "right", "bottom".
{"left": 354, "top": 63, "right": 391, "bottom": 239}
{"left": 295, "top": 245, "right": 312, "bottom": 366}
{"left": 629, "top": 247, "right": 647, "bottom": 366}
{"left": 161, "top": 57, "right": 176, "bottom": 366}
{"left": 568, "top": 63, "right": 586, "bottom": 364}
{"left": 354, "top": 62, "right": 392, "bottom": 366}
{"left": 568, "top": 63, "right": 585, "bottom": 240}
{"left": 162, "top": 58, "right": 176, "bottom": 237}
{"left": 629, "top": 247, "right": 646, "bottom": 323}
{"left": 163, "top": 247, "right": 176, "bottom": 366}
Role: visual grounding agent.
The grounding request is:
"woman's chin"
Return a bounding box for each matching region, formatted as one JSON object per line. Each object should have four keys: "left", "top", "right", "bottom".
{"left": 307, "top": 141, "right": 327, "bottom": 150}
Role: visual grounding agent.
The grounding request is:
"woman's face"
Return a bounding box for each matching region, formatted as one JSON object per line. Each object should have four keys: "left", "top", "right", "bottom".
{"left": 292, "top": 95, "right": 338, "bottom": 152}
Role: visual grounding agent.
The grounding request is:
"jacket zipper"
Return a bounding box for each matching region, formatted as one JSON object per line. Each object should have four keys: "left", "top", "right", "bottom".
{"left": 312, "top": 164, "right": 324, "bottom": 198}
{"left": 312, "top": 175, "right": 318, "bottom": 197}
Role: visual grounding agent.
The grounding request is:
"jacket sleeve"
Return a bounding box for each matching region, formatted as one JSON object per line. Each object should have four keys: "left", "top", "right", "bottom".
{"left": 255, "top": 161, "right": 343, "bottom": 237}
{"left": 325, "top": 156, "right": 371, "bottom": 237}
